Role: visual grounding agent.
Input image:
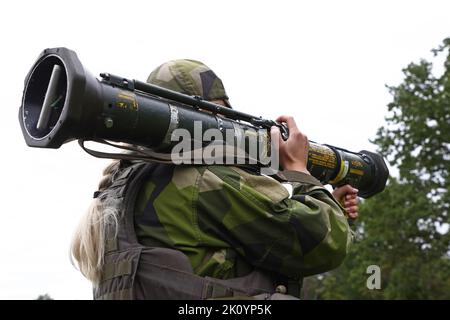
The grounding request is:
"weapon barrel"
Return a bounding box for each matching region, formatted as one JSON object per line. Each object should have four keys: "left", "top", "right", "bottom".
{"left": 19, "top": 47, "right": 389, "bottom": 198}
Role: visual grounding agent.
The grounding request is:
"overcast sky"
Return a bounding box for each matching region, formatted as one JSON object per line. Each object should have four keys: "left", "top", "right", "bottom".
{"left": 1, "top": 0, "right": 449, "bottom": 299}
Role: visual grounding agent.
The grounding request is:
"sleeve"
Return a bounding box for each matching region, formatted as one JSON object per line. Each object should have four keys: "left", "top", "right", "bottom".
{"left": 195, "top": 166, "right": 352, "bottom": 279}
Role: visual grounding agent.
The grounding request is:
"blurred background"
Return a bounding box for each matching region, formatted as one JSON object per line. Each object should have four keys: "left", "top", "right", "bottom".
{"left": 1, "top": 0, "right": 448, "bottom": 299}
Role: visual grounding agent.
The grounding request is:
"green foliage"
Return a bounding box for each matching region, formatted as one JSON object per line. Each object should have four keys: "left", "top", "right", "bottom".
{"left": 317, "top": 179, "right": 450, "bottom": 299}
{"left": 374, "top": 38, "right": 450, "bottom": 213}
{"left": 36, "top": 293, "right": 53, "bottom": 300}
{"left": 316, "top": 38, "right": 450, "bottom": 300}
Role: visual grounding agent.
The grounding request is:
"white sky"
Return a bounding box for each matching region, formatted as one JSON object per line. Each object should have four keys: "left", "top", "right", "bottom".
{"left": 1, "top": 0, "right": 449, "bottom": 299}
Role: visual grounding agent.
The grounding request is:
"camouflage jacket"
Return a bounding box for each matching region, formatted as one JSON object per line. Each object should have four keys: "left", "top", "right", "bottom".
{"left": 134, "top": 164, "right": 352, "bottom": 281}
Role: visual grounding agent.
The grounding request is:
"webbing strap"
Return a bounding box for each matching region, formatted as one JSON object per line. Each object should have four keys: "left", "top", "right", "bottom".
{"left": 287, "top": 279, "right": 302, "bottom": 298}
{"left": 96, "top": 288, "right": 133, "bottom": 300}
{"left": 102, "top": 260, "right": 133, "bottom": 282}
{"left": 203, "top": 282, "right": 235, "bottom": 299}
{"left": 134, "top": 253, "right": 264, "bottom": 299}
{"left": 78, "top": 139, "right": 264, "bottom": 167}
{"left": 78, "top": 139, "right": 174, "bottom": 163}
{"left": 105, "top": 238, "right": 118, "bottom": 253}
{"left": 274, "top": 170, "right": 323, "bottom": 186}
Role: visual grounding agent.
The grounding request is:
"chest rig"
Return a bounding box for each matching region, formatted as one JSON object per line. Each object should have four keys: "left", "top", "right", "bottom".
{"left": 93, "top": 160, "right": 299, "bottom": 300}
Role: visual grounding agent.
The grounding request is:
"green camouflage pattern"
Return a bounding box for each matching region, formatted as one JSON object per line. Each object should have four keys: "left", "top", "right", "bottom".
{"left": 134, "top": 164, "right": 352, "bottom": 280}
{"left": 147, "top": 59, "right": 231, "bottom": 106}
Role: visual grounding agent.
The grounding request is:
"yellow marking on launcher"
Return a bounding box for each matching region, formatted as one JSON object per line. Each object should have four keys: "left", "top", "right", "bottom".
{"left": 118, "top": 91, "right": 138, "bottom": 110}
{"left": 350, "top": 168, "right": 364, "bottom": 176}
{"left": 329, "top": 160, "right": 349, "bottom": 184}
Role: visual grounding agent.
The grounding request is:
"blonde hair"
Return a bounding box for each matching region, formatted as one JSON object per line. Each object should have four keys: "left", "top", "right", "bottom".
{"left": 70, "top": 160, "right": 122, "bottom": 284}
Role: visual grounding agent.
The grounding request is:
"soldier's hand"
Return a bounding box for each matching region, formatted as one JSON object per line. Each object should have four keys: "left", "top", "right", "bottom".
{"left": 271, "top": 115, "right": 310, "bottom": 174}
{"left": 332, "top": 185, "right": 359, "bottom": 219}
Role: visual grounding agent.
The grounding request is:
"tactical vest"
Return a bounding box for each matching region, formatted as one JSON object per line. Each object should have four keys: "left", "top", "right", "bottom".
{"left": 93, "top": 161, "right": 300, "bottom": 300}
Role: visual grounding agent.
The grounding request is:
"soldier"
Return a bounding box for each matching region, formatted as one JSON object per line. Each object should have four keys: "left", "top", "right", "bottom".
{"left": 71, "top": 59, "right": 359, "bottom": 300}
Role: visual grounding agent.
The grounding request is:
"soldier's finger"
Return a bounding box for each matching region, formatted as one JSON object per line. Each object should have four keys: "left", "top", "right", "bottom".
{"left": 345, "top": 192, "right": 359, "bottom": 200}
{"left": 271, "top": 126, "right": 284, "bottom": 147}
{"left": 346, "top": 206, "right": 358, "bottom": 213}
{"left": 276, "top": 115, "right": 299, "bottom": 134}
{"left": 334, "top": 185, "right": 354, "bottom": 200}
{"left": 345, "top": 199, "right": 358, "bottom": 207}
{"left": 348, "top": 211, "right": 359, "bottom": 219}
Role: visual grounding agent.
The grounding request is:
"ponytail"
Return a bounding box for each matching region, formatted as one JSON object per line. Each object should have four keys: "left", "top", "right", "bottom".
{"left": 70, "top": 160, "right": 122, "bottom": 284}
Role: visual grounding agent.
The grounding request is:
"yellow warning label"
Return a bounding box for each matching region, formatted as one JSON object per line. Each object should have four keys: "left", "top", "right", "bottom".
{"left": 117, "top": 91, "right": 138, "bottom": 110}
{"left": 350, "top": 168, "right": 364, "bottom": 176}
{"left": 308, "top": 144, "right": 337, "bottom": 169}
{"left": 351, "top": 160, "right": 363, "bottom": 168}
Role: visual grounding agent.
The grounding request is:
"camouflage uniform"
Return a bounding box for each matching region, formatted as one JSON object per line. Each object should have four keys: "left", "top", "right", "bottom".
{"left": 138, "top": 60, "right": 351, "bottom": 280}
{"left": 135, "top": 164, "right": 351, "bottom": 280}
{"left": 94, "top": 60, "right": 352, "bottom": 299}
{"left": 147, "top": 59, "right": 232, "bottom": 108}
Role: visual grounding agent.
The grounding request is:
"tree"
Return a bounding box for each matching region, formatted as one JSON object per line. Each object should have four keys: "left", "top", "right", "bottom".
{"left": 315, "top": 38, "right": 450, "bottom": 300}
{"left": 375, "top": 38, "right": 450, "bottom": 222}
{"left": 36, "top": 293, "right": 53, "bottom": 300}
